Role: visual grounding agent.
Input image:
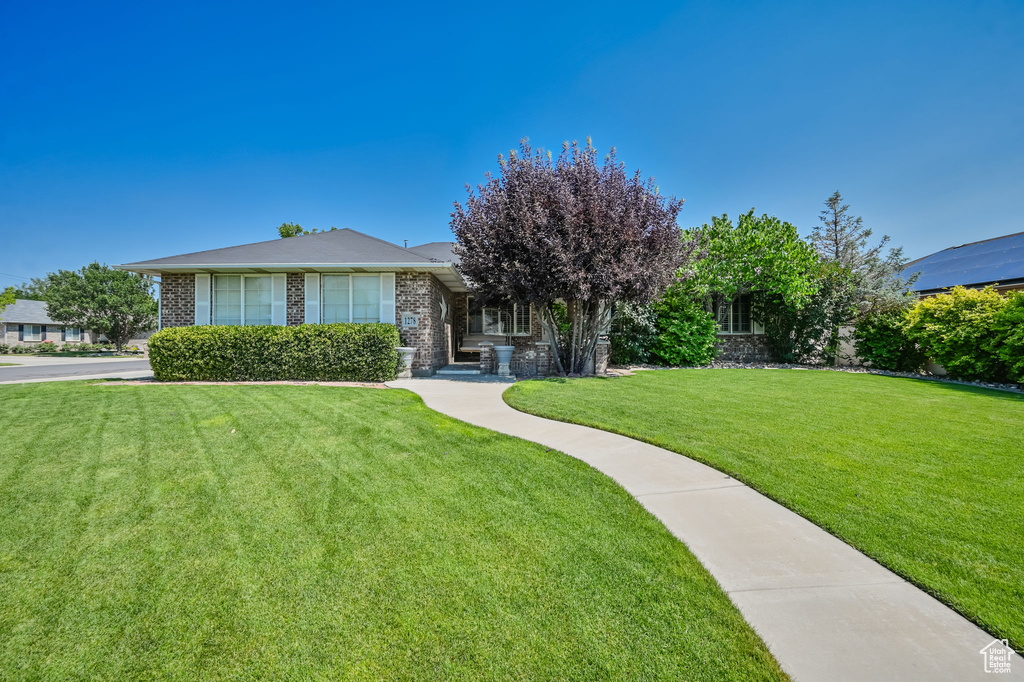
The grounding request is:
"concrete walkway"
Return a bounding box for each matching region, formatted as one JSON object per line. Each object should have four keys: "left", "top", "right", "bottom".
{"left": 389, "top": 378, "right": 1020, "bottom": 681}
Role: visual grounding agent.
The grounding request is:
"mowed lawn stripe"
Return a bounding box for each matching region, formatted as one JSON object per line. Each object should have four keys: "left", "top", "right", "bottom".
{"left": 505, "top": 369, "right": 1024, "bottom": 648}
{"left": 0, "top": 381, "right": 784, "bottom": 681}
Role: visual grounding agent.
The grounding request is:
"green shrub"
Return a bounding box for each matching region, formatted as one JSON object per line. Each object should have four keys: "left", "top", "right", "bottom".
{"left": 905, "top": 287, "right": 1008, "bottom": 381}
{"left": 149, "top": 323, "right": 404, "bottom": 382}
{"left": 991, "top": 291, "right": 1024, "bottom": 382}
{"left": 609, "top": 302, "right": 658, "bottom": 365}
{"left": 651, "top": 290, "right": 718, "bottom": 366}
{"left": 853, "top": 309, "right": 926, "bottom": 372}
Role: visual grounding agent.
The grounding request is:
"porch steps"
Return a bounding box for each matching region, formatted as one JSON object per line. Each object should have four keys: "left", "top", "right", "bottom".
{"left": 435, "top": 363, "right": 482, "bottom": 376}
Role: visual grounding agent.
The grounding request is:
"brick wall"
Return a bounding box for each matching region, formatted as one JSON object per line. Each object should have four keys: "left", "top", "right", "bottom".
{"left": 396, "top": 272, "right": 453, "bottom": 374}
{"left": 161, "top": 273, "right": 196, "bottom": 328}
{"left": 715, "top": 334, "right": 771, "bottom": 362}
{"left": 286, "top": 273, "right": 304, "bottom": 325}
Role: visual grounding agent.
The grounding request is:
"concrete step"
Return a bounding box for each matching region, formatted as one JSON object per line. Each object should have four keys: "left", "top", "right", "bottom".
{"left": 436, "top": 365, "right": 482, "bottom": 375}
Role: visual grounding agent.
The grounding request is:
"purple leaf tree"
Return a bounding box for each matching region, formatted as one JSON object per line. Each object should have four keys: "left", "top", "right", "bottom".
{"left": 452, "top": 139, "right": 691, "bottom": 374}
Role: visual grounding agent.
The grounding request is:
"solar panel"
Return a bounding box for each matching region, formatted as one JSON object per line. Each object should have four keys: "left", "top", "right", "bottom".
{"left": 902, "top": 232, "right": 1024, "bottom": 292}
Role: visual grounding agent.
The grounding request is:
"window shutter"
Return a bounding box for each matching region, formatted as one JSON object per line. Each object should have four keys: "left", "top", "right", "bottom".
{"left": 61, "top": 327, "right": 66, "bottom": 341}
{"left": 194, "top": 274, "right": 211, "bottom": 325}
{"left": 271, "top": 274, "right": 287, "bottom": 325}
{"left": 304, "top": 273, "right": 320, "bottom": 324}
{"left": 40, "top": 325, "right": 46, "bottom": 341}
{"left": 380, "top": 272, "right": 396, "bottom": 324}
{"left": 18, "top": 324, "right": 23, "bottom": 341}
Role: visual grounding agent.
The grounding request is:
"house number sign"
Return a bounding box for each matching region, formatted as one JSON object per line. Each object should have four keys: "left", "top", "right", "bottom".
{"left": 401, "top": 313, "right": 420, "bottom": 328}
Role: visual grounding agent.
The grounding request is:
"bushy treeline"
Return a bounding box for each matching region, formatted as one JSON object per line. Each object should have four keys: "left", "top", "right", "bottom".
{"left": 855, "top": 287, "right": 1024, "bottom": 382}
{"left": 610, "top": 192, "right": 914, "bottom": 367}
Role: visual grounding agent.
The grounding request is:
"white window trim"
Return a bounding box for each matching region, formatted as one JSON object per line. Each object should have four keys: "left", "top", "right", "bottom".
{"left": 65, "top": 327, "right": 81, "bottom": 342}
{"left": 24, "top": 324, "right": 42, "bottom": 342}
{"left": 213, "top": 274, "right": 273, "bottom": 326}
{"left": 319, "top": 273, "right": 384, "bottom": 324}
{"left": 717, "top": 295, "right": 763, "bottom": 335}
{"left": 467, "top": 298, "right": 532, "bottom": 337}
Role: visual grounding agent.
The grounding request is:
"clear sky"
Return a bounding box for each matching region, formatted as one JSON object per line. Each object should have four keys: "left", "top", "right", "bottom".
{"left": 2, "top": 0, "right": 1022, "bottom": 287}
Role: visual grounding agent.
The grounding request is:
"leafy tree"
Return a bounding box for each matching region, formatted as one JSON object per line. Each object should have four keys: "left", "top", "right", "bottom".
{"left": 684, "top": 211, "right": 819, "bottom": 320}
{"left": 680, "top": 211, "right": 819, "bottom": 361}
{"left": 14, "top": 277, "right": 48, "bottom": 300}
{"left": 452, "top": 139, "right": 690, "bottom": 374}
{"left": 0, "top": 286, "right": 14, "bottom": 316}
{"left": 278, "top": 223, "right": 339, "bottom": 238}
{"left": 755, "top": 261, "right": 858, "bottom": 364}
{"left": 44, "top": 263, "right": 158, "bottom": 351}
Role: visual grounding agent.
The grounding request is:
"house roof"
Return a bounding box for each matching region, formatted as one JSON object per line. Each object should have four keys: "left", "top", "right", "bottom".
{"left": 408, "top": 241, "right": 458, "bottom": 263}
{"left": 903, "top": 231, "right": 1024, "bottom": 293}
{"left": 0, "top": 299, "right": 56, "bottom": 324}
{"left": 117, "top": 228, "right": 468, "bottom": 291}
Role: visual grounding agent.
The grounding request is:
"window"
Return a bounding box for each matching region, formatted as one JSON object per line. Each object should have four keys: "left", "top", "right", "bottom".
{"left": 467, "top": 300, "right": 531, "bottom": 336}
{"left": 213, "top": 274, "right": 272, "bottom": 325}
{"left": 23, "top": 324, "right": 42, "bottom": 342}
{"left": 65, "top": 327, "right": 81, "bottom": 342}
{"left": 321, "top": 274, "right": 381, "bottom": 323}
{"left": 718, "top": 295, "right": 753, "bottom": 334}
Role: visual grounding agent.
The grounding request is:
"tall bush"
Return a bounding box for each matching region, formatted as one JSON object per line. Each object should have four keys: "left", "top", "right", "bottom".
{"left": 904, "top": 287, "right": 1008, "bottom": 381}
{"left": 149, "top": 323, "right": 403, "bottom": 382}
{"left": 852, "top": 309, "right": 926, "bottom": 372}
{"left": 650, "top": 288, "right": 718, "bottom": 366}
{"left": 991, "top": 291, "right": 1024, "bottom": 382}
{"left": 609, "top": 302, "right": 658, "bottom": 365}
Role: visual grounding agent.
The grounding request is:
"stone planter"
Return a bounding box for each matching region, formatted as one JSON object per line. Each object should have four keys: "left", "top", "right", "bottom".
{"left": 494, "top": 345, "right": 515, "bottom": 377}
{"left": 396, "top": 346, "right": 417, "bottom": 378}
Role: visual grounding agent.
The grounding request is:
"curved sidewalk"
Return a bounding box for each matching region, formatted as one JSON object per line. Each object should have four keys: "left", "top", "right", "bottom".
{"left": 389, "top": 378, "right": 1019, "bottom": 681}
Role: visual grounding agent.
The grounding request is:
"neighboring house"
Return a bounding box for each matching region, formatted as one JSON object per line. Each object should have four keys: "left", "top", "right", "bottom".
{"left": 0, "top": 298, "right": 153, "bottom": 349}
{"left": 0, "top": 299, "right": 90, "bottom": 347}
{"left": 117, "top": 229, "right": 584, "bottom": 376}
{"left": 903, "top": 231, "right": 1024, "bottom": 295}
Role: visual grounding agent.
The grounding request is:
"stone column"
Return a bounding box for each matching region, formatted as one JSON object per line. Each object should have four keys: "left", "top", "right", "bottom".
{"left": 479, "top": 342, "right": 495, "bottom": 374}
{"left": 595, "top": 340, "right": 611, "bottom": 375}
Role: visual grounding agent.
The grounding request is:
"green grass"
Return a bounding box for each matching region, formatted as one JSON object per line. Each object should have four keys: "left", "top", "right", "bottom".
{"left": 0, "top": 381, "right": 784, "bottom": 681}
{"left": 0, "top": 363, "right": 19, "bottom": 366}
{"left": 505, "top": 370, "right": 1024, "bottom": 648}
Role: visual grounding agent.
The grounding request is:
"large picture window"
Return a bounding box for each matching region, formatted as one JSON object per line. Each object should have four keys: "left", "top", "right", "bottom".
{"left": 65, "top": 327, "right": 81, "bottom": 342}
{"left": 214, "top": 275, "right": 272, "bottom": 325}
{"left": 23, "top": 324, "right": 42, "bottom": 342}
{"left": 718, "top": 294, "right": 753, "bottom": 334}
{"left": 321, "top": 274, "right": 381, "bottom": 323}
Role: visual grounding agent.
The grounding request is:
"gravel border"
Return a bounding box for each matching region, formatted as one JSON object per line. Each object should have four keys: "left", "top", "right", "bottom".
{"left": 611, "top": 362, "right": 1024, "bottom": 395}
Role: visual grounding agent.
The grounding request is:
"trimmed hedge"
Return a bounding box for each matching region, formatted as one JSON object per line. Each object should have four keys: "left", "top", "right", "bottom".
{"left": 149, "top": 323, "right": 404, "bottom": 382}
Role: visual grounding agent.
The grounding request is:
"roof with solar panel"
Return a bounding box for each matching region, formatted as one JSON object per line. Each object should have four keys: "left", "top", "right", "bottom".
{"left": 903, "top": 231, "right": 1024, "bottom": 293}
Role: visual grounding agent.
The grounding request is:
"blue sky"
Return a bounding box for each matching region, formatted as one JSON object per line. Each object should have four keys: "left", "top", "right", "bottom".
{"left": 2, "top": 0, "right": 1022, "bottom": 287}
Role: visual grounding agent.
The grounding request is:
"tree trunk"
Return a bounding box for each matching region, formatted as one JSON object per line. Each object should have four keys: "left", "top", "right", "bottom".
{"left": 539, "top": 304, "right": 566, "bottom": 375}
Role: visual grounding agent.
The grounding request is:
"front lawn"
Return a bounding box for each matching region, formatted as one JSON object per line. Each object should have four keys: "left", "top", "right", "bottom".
{"left": 0, "top": 381, "right": 783, "bottom": 680}
{"left": 505, "top": 370, "right": 1024, "bottom": 648}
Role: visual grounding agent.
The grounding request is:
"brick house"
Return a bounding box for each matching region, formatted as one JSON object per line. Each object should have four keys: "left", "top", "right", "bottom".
{"left": 0, "top": 299, "right": 92, "bottom": 347}
{"left": 117, "top": 229, "right": 598, "bottom": 376}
